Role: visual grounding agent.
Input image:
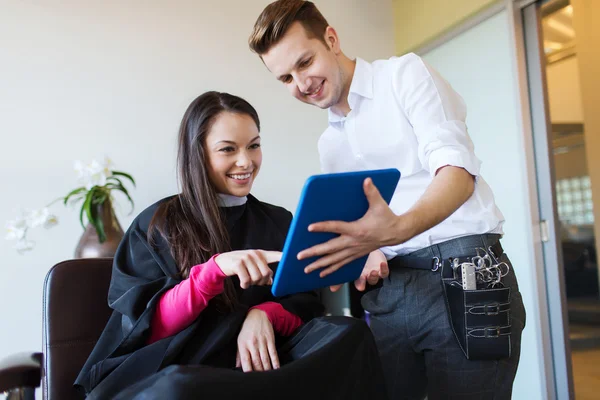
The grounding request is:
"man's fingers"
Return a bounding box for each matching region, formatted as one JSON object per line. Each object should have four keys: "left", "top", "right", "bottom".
{"left": 363, "top": 178, "right": 385, "bottom": 207}
{"left": 330, "top": 284, "right": 344, "bottom": 292}
{"left": 320, "top": 253, "right": 359, "bottom": 278}
{"left": 298, "top": 235, "right": 348, "bottom": 263}
{"left": 307, "top": 220, "right": 349, "bottom": 235}
{"left": 354, "top": 275, "right": 367, "bottom": 291}
{"left": 367, "top": 270, "right": 380, "bottom": 285}
{"left": 235, "top": 350, "right": 241, "bottom": 368}
{"left": 303, "top": 244, "right": 354, "bottom": 274}
{"left": 380, "top": 261, "right": 390, "bottom": 278}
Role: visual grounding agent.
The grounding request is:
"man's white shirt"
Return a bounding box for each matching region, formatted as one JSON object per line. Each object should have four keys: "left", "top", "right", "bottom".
{"left": 319, "top": 53, "right": 504, "bottom": 257}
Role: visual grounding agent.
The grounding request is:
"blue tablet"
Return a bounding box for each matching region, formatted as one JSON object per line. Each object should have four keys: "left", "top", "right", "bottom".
{"left": 271, "top": 168, "right": 401, "bottom": 297}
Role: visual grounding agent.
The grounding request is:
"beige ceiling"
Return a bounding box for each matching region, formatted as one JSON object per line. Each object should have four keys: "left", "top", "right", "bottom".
{"left": 542, "top": 4, "right": 575, "bottom": 54}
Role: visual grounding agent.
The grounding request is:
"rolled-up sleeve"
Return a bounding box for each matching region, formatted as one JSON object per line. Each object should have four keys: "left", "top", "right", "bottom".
{"left": 395, "top": 55, "right": 481, "bottom": 177}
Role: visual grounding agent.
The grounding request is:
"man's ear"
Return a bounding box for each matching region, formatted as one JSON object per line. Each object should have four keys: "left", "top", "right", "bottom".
{"left": 324, "top": 26, "right": 341, "bottom": 54}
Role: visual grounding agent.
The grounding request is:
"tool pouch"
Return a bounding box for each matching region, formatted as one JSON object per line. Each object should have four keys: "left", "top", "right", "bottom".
{"left": 441, "top": 263, "right": 512, "bottom": 360}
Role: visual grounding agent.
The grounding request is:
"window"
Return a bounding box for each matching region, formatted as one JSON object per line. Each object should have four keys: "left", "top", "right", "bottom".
{"left": 556, "top": 176, "right": 594, "bottom": 225}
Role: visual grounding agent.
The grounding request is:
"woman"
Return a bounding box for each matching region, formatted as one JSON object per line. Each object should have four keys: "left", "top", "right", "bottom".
{"left": 75, "top": 92, "right": 386, "bottom": 400}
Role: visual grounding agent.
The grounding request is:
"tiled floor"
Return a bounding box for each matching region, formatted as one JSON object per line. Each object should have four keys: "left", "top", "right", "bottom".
{"left": 572, "top": 348, "right": 600, "bottom": 400}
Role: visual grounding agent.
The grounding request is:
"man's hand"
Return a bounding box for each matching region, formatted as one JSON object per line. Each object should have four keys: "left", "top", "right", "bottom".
{"left": 299, "top": 167, "right": 475, "bottom": 278}
{"left": 236, "top": 309, "right": 279, "bottom": 372}
{"left": 330, "top": 250, "right": 389, "bottom": 292}
{"left": 298, "top": 178, "right": 408, "bottom": 278}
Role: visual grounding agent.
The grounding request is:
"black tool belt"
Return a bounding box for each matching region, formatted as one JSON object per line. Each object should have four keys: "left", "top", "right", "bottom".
{"left": 388, "top": 235, "right": 512, "bottom": 360}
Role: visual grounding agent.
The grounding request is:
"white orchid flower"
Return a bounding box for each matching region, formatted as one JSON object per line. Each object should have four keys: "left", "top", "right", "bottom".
{"left": 44, "top": 214, "right": 58, "bottom": 229}
{"left": 74, "top": 160, "right": 85, "bottom": 177}
{"left": 7, "top": 156, "right": 130, "bottom": 255}
{"left": 5, "top": 216, "right": 27, "bottom": 240}
{"left": 14, "top": 239, "right": 35, "bottom": 254}
{"left": 74, "top": 159, "right": 113, "bottom": 190}
{"left": 103, "top": 157, "right": 114, "bottom": 178}
{"left": 27, "top": 208, "right": 51, "bottom": 228}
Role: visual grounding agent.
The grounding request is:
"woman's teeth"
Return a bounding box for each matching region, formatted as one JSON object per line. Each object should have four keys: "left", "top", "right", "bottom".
{"left": 229, "top": 173, "right": 252, "bottom": 180}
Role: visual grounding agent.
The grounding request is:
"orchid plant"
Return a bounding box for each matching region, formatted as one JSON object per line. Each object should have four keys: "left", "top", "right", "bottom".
{"left": 5, "top": 157, "right": 135, "bottom": 253}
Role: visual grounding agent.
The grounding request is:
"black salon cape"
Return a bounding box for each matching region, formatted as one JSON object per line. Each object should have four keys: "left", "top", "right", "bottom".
{"left": 75, "top": 194, "right": 388, "bottom": 400}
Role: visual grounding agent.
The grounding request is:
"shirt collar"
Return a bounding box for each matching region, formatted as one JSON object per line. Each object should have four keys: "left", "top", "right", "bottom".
{"left": 328, "top": 57, "right": 374, "bottom": 123}
{"left": 217, "top": 193, "right": 247, "bottom": 207}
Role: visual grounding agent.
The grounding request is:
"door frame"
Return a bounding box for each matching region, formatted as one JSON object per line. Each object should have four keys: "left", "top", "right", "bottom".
{"left": 410, "top": 0, "right": 575, "bottom": 398}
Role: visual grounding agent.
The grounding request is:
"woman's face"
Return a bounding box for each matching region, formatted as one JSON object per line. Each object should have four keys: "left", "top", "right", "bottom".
{"left": 204, "top": 111, "right": 262, "bottom": 197}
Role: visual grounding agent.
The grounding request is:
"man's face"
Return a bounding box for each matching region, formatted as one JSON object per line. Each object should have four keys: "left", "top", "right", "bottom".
{"left": 262, "top": 22, "right": 345, "bottom": 110}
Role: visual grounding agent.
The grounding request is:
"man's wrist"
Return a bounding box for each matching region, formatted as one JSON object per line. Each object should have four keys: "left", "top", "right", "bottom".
{"left": 390, "top": 212, "right": 419, "bottom": 246}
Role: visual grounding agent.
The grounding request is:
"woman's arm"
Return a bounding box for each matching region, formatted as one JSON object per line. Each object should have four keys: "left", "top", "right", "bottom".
{"left": 148, "top": 250, "right": 282, "bottom": 343}
{"left": 147, "top": 255, "right": 226, "bottom": 343}
{"left": 250, "top": 302, "right": 303, "bottom": 336}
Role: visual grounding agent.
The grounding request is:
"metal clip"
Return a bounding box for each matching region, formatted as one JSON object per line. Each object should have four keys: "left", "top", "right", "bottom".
{"left": 431, "top": 256, "right": 440, "bottom": 272}
{"left": 451, "top": 258, "right": 460, "bottom": 279}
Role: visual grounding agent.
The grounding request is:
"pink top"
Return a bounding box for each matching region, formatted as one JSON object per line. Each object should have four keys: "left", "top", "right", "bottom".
{"left": 148, "top": 255, "right": 302, "bottom": 344}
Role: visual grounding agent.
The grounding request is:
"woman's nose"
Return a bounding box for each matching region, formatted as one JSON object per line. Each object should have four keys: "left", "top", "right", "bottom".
{"left": 235, "top": 151, "right": 251, "bottom": 168}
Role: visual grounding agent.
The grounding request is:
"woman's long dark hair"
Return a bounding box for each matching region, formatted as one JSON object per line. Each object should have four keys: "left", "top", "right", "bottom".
{"left": 149, "top": 91, "right": 260, "bottom": 311}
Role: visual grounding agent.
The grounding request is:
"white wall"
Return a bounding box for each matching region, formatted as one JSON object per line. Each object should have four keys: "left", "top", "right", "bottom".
{"left": 546, "top": 56, "right": 584, "bottom": 122}
{"left": 0, "top": 0, "right": 394, "bottom": 362}
{"left": 421, "top": 11, "right": 547, "bottom": 400}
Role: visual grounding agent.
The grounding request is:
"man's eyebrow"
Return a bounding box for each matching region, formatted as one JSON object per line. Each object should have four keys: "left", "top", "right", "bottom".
{"left": 277, "top": 52, "right": 312, "bottom": 81}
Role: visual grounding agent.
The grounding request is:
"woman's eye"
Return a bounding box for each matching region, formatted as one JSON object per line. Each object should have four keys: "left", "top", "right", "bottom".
{"left": 249, "top": 143, "right": 261, "bottom": 150}
{"left": 219, "top": 146, "right": 235, "bottom": 153}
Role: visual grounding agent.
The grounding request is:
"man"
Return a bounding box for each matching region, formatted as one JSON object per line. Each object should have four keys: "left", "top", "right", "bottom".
{"left": 249, "top": 1, "right": 526, "bottom": 399}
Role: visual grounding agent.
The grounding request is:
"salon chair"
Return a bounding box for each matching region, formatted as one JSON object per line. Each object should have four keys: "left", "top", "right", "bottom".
{"left": 0, "top": 258, "right": 113, "bottom": 399}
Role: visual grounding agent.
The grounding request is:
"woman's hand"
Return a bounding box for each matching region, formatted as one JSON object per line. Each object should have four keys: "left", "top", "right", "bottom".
{"left": 215, "top": 250, "right": 281, "bottom": 289}
{"left": 236, "top": 308, "right": 279, "bottom": 372}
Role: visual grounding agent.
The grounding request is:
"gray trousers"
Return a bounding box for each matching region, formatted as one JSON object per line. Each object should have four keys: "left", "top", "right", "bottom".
{"left": 362, "top": 234, "right": 526, "bottom": 400}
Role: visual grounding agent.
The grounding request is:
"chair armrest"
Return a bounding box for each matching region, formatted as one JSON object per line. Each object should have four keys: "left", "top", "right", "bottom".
{"left": 0, "top": 352, "right": 42, "bottom": 393}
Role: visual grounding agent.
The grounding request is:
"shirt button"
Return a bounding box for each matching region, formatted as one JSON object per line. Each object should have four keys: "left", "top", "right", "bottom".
{"left": 355, "top": 153, "right": 363, "bottom": 161}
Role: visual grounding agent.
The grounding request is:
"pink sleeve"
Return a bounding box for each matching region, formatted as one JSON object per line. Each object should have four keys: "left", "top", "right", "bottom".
{"left": 147, "top": 255, "right": 227, "bottom": 344}
{"left": 250, "top": 301, "right": 303, "bottom": 336}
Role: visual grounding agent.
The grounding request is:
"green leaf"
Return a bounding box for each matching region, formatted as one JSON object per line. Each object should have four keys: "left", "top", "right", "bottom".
{"left": 79, "top": 202, "right": 86, "bottom": 230}
{"left": 81, "top": 188, "right": 95, "bottom": 231}
{"left": 83, "top": 188, "right": 107, "bottom": 243}
{"left": 63, "top": 187, "right": 87, "bottom": 205}
{"left": 93, "top": 191, "right": 108, "bottom": 205}
{"left": 89, "top": 196, "right": 107, "bottom": 243}
{"left": 68, "top": 194, "right": 87, "bottom": 206}
{"left": 112, "top": 183, "right": 135, "bottom": 214}
{"left": 106, "top": 176, "right": 125, "bottom": 189}
{"left": 111, "top": 171, "right": 136, "bottom": 187}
